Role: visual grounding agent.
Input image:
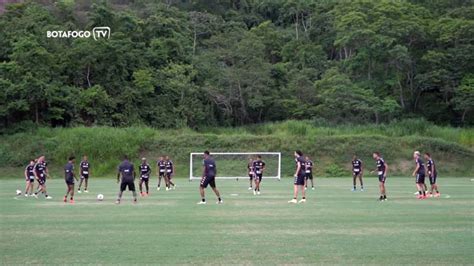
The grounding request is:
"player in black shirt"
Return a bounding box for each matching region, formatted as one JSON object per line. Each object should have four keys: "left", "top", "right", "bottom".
{"left": 371, "top": 152, "right": 387, "bottom": 201}
{"left": 33, "top": 156, "right": 52, "bottom": 199}
{"left": 23, "top": 159, "right": 36, "bottom": 197}
{"left": 116, "top": 155, "right": 137, "bottom": 204}
{"left": 247, "top": 158, "right": 254, "bottom": 190}
{"left": 288, "top": 150, "right": 306, "bottom": 203}
{"left": 304, "top": 156, "right": 315, "bottom": 190}
{"left": 252, "top": 155, "right": 266, "bottom": 195}
{"left": 165, "top": 156, "right": 176, "bottom": 190}
{"left": 198, "top": 151, "right": 223, "bottom": 204}
{"left": 412, "top": 151, "right": 427, "bottom": 199}
{"left": 156, "top": 156, "right": 167, "bottom": 191}
{"left": 424, "top": 152, "right": 440, "bottom": 197}
{"left": 351, "top": 155, "right": 364, "bottom": 191}
{"left": 139, "top": 158, "right": 152, "bottom": 196}
{"left": 63, "top": 156, "right": 78, "bottom": 203}
{"left": 78, "top": 155, "right": 90, "bottom": 193}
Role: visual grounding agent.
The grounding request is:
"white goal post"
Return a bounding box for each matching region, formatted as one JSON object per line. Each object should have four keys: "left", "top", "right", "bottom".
{"left": 189, "top": 152, "right": 281, "bottom": 181}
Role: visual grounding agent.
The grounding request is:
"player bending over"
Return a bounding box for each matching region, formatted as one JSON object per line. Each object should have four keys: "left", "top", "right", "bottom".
{"left": 116, "top": 155, "right": 137, "bottom": 204}
{"left": 165, "top": 156, "right": 176, "bottom": 190}
{"left": 288, "top": 150, "right": 306, "bottom": 204}
{"left": 424, "top": 153, "right": 440, "bottom": 197}
{"left": 33, "top": 156, "right": 52, "bottom": 199}
{"left": 252, "top": 155, "right": 266, "bottom": 195}
{"left": 139, "top": 157, "right": 151, "bottom": 196}
{"left": 351, "top": 155, "right": 364, "bottom": 191}
{"left": 78, "top": 155, "right": 90, "bottom": 193}
{"left": 64, "top": 156, "right": 78, "bottom": 203}
{"left": 371, "top": 152, "right": 387, "bottom": 201}
{"left": 412, "top": 151, "right": 427, "bottom": 199}
{"left": 304, "top": 156, "right": 315, "bottom": 190}
{"left": 247, "top": 157, "right": 254, "bottom": 190}
{"left": 198, "top": 151, "right": 223, "bottom": 204}
{"left": 23, "top": 160, "right": 36, "bottom": 197}
{"left": 156, "top": 156, "right": 167, "bottom": 191}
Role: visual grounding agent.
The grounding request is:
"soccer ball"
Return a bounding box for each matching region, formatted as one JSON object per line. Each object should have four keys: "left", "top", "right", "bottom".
{"left": 16, "top": 189, "right": 21, "bottom": 196}
{"left": 97, "top": 194, "right": 104, "bottom": 201}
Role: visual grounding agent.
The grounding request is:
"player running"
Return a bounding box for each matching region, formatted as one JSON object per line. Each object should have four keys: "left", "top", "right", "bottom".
{"left": 370, "top": 152, "right": 387, "bottom": 201}
{"left": 351, "top": 155, "right": 364, "bottom": 191}
{"left": 288, "top": 150, "right": 306, "bottom": 204}
{"left": 23, "top": 160, "right": 36, "bottom": 197}
{"left": 78, "top": 155, "right": 90, "bottom": 193}
{"left": 304, "top": 156, "right": 315, "bottom": 190}
{"left": 247, "top": 157, "right": 254, "bottom": 190}
{"left": 116, "top": 155, "right": 137, "bottom": 204}
{"left": 165, "top": 156, "right": 176, "bottom": 190}
{"left": 252, "top": 155, "right": 266, "bottom": 195}
{"left": 424, "top": 152, "right": 440, "bottom": 197}
{"left": 139, "top": 157, "right": 152, "bottom": 196}
{"left": 64, "top": 156, "right": 78, "bottom": 203}
{"left": 156, "top": 156, "right": 167, "bottom": 191}
{"left": 198, "top": 151, "right": 223, "bottom": 204}
{"left": 412, "top": 151, "right": 427, "bottom": 199}
{"left": 33, "top": 156, "right": 52, "bottom": 199}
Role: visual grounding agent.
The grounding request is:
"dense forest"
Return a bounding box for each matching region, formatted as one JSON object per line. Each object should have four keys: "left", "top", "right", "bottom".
{"left": 0, "top": 0, "right": 473, "bottom": 132}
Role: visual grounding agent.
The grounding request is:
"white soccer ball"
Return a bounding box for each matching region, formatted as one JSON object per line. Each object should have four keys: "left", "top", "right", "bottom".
{"left": 16, "top": 189, "right": 21, "bottom": 195}
{"left": 97, "top": 194, "right": 104, "bottom": 201}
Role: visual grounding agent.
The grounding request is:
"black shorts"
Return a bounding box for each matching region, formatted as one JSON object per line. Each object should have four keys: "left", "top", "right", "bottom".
{"left": 38, "top": 178, "right": 46, "bottom": 185}
{"left": 27, "top": 178, "right": 35, "bottom": 183}
{"left": 120, "top": 180, "right": 136, "bottom": 192}
{"left": 166, "top": 172, "right": 173, "bottom": 178}
{"left": 140, "top": 175, "right": 149, "bottom": 181}
{"left": 255, "top": 174, "right": 262, "bottom": 182}
{"left": 294, "top": 174, "right": 305, "bottom": 185}
{"left": 416, "top": 173, "right": 425, "bottom": 184}
{"left": 429, "top": 175, "right": 437, "bottom": 185}
{"left": 378, "top": 175, "right": 386, "bottom": 183}
{"left": 81, "top": 173, "right": 89, "bottom": 179}
{"left": 200, "top": 176, "right": 216, "bottom": 188}
{"left": 353, "top": 170, "right": 362, "bottom": 176}
{"left": 65, "top": 179, "right": 74, "bottom": 185}
{"left": 305, "top": 172, "right": 313, "bottom": 180}
{"left": 159, "top": 172, "right": 165, "bottom": 177}
{"left": 248, "top": 173, "right": 253, "bottom": 180}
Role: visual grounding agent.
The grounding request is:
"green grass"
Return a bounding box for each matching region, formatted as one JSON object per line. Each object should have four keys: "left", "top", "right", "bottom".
{"left": 1, "top": 177, "right": 473, "bottom": 265}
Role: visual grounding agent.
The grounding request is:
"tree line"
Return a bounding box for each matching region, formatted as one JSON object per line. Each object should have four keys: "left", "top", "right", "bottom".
{"left": 0, "top": 0, "right": 473, "bottom": 132}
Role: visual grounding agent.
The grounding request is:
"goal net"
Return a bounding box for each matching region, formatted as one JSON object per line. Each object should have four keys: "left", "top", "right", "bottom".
{"left": 189, "top": 152, "right": 281, "bottom": 181}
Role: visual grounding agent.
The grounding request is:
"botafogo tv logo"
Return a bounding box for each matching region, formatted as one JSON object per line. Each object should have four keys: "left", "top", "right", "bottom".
{"left": 46, "top": 27, "right": 111, "bottom": 40}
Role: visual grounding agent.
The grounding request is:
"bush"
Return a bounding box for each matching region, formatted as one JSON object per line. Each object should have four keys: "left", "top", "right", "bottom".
{"left": 324, "top": 163, "right": 346, "bottom": 177}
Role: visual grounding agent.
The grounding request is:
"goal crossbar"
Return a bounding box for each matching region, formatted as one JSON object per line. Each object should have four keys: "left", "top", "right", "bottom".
{"left": 189, "top": 152, "right": 281, "bottom": 181}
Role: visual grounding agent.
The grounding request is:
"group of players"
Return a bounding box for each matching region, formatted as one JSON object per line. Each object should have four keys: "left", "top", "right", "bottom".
{"left": 21, "top": 149, "right": 441, "bottom": 204}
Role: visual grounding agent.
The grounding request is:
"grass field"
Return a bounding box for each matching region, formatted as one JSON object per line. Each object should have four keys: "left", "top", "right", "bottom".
{"left": 1, "top": 177, "right": 473, "bottom": 265}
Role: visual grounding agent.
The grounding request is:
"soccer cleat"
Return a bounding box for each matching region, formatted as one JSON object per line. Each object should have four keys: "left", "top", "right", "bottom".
{"left": 253, "top": 190, "right": 257, "bottom": 195}
{"left": 157, "top": 187, "right": 161, "bottom": 191}
{"left": 298, "top": 199, "right": 306, "bottom": 203}
{"left": 217, "top": 200, "right": 223, "bottom": 204}
{"left": 115, "top": 200, "right": 120, "bottom": 204}
{"left": 197, "top": 201, "right": 207, "bottom": 205}
{"left": 133, "top": 199, "right": 137, "bottom": 204}
{"left": 414, "top": 191, "right": 419, "bottom": 195}
{"left": 351, "top": 188, "right": 356, "bottom": 192}
{"left": 304, "top": 187, "right": 307, "bottom": 190}
{"left": 84, "top": 190, "right": 89, "bottom": 193}
{"left": 146, "top": 192, "right": 149, "bottom": 197}
{"left": 257, "top": 191, "right": 261, "bottom": 195}
{"left": 166, "top": 187, "right": 170, "bottom": 191}
{"left": 417, "top": 195, "right": 424, "bottom": 199}
{"left": 435, "top": 192, "right": 441, "bottom": 198}
{"left": 172, "top": 185, "right": 176, "bottom": 190}
{"left": 24, "top": 194, "right": 28, "bottom": 197}
{"left": 63, "top": 196, "right": 67, "bottom": 203}
{"left": 46, "top": 196, "right": 52, "bottom": 199}
{"left": 32, "top": 194, "right": 38, "bottom": 199}
{"left": 70, "top": 199, "right": 75, "bottom": 204}
{"left": 360, "top": 188, "right": 364, "bottom": 192}
{"left": 312, "top": 187, "right": 315, "bottom": 190}
{"left": 248, "top": 187, "right": 252, "bottom": 190}
{"left": 78, "top": 190, "right": 82, "bottom": 194}
{"left": 288, "top": 199, "right": 297, "bottom": 204}
{"left": 140, "top": 192, "right": 144, "bottom": 197}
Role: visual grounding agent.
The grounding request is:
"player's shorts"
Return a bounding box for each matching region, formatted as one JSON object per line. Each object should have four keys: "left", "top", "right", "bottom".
{"left": 65, "top": 178, "right": 74, "bottom": 185}
{"left": 305, "top": 172, "right": 313, "bottom": 180}
{"left": 120, "top": 180, "right": 136, "bottom": 192}
{"left": 248, "top": 173, "right": 253, "bottom": 180}
{"left": 415, "top": 173, "right": 425, "bottom": 184}
{"left": 353, "top": 170, "right": 362, "bottom": 176}
{"left": 294, "top": 174, "right": 305, "bottom": 185}
{"left": 38, "top": 178, "right": 46, "bottom": 185}
{"left": 140, "top": 175, "right": 149, "bottom": 181}
{"left": 166, "top": 172, "right": 173, "bottom": 179}
{"left": 378, "top": 174, "right": 386, "bottom": 183}
{"left": 429, "top": 175, "right": 437, "bottom": 185}
{"left": 200, "top": 175, "right": 216, "bottom": 188}
{"left": 255, "top": 174, "right": 262, "bottom": 182}
{"left": 159, "top": 171, "right": 165, "bottom": 177}
{"left": 81, "top": 173, "right": 89, "bottom": 179}
{"left": 28, "top": 178, "right": 35, "bottom": 183}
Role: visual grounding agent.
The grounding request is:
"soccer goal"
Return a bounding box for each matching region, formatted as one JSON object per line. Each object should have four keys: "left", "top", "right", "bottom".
{"left": 189, "top": 152, "right": 281, "bottom": 181}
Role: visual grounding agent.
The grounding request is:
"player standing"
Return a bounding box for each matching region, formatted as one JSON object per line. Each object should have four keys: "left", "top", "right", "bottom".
{"left": 23, "top": 160, "right": 36, "bottom": 197}
{"left": 412, "top": 151, "right": 427, "bottom": 199}
{"left": 165, "top": 156, "right": 176, "bottom": 190}
{"left": 198, "top": 151, "right": 223, "bottom": 204}
{"left": 424, "top": 152, "right": 440, "bottom": 197}
{"left": 139, "top": 157, "right": 151, "bottom": 196}
{"left": 252, "top": 155, "right": 266, "bottom": 195}
{"left": 304, "top": 156, "right": 315, "bottom": 190}
{"left": 33, "top": 156, "right": 52, "bottom": 199}
{"left": 371, "top": 152, "right": 387, "bottom": 201}
{"left": 78, "top": 155, "right": 90, "bottom": 193}
{"left": 288, "top": 150, "right": 306, "bottom": 203}
{"left": 247, "top": 157, "right": 254, "bottom": 190}
{"left": 156, "top": 156, "right": 167, "bottom": 191}
{"left": 351, "top": 155, "right": 364, "bottom": 191}
{"left": 116, "top": 155, "right": 137, "bottom": 204}
{"left": 63, "top": 156, "right": 78, "bottom": 203}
